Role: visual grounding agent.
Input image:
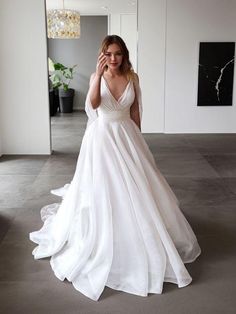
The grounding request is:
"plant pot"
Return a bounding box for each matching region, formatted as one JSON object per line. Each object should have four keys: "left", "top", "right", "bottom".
{"left": 49, "top": 88, "right": 60, "bottom": 116}
{"left": 49, "top": 89, "right": 55, "bottom": 116}
{"left": 53, "top": 88, "right": 60, "bottom": 113}
{"left": 58, "top": 88, "right": 74, "bottom": 113}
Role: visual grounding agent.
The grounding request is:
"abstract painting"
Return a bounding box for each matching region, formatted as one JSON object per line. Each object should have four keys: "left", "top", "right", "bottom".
{"left": 197, "top": 42, "right": 235, "bottom": 106}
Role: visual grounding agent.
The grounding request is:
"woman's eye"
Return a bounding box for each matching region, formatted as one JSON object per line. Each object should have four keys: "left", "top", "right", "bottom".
{"left": 104, "top": 52, "right": 122, "bottom": 57}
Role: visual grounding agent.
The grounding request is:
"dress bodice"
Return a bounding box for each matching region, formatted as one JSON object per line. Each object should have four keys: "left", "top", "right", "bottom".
{"left": 95, "top": 77, "right": 135, "bottom": 122}
{"left": 97, "top": 76, "right": 135, "bottom": 116}
{"left": 85, "top": 75, "right": 142, "bottom": 128}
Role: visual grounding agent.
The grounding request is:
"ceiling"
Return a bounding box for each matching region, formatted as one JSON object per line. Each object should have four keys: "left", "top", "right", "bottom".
{"left": 46, "top": 0, "right": 137, "bottom": 15}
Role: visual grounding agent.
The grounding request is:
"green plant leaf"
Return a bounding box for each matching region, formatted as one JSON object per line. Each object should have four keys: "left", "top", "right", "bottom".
{"left": 54, "top": 63, "right": 66, "bottom": 71}
{"left": 50, "top": 62, "right": 77, "bottom": 89}
{"left": 63, "top": 84, "right": 69, "bottom": 91}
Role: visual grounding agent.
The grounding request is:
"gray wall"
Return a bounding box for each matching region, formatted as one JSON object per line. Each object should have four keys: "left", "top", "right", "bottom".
{"left": 48, "top": 16, "right": 107, "bottom": 110}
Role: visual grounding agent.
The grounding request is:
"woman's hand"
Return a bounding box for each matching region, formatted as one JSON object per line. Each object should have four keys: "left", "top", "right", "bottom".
{"left": 96, "top": 53, "right": 107, "bottom": 77}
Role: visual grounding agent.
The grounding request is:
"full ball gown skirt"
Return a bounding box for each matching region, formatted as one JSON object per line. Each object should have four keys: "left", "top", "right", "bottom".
{"left": 29, "top": 77, "right": 201, "bottom": 301}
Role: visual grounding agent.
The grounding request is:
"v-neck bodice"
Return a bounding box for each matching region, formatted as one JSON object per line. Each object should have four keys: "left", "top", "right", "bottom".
{"left": 97, "top": 76, "right": 135, "bottom": 119}
{"left": 102, "top": 76, "right": 131, "bottom": 103}
{"left": 85, "top": 74, "right": 143, "bottom": 127}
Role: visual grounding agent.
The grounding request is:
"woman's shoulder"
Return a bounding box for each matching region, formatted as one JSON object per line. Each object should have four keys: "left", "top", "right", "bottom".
{"left": 134, "top": 72, "right": 139, "bottom": 82}
{"left": 89, "top": 72, "right": 96, "bottom": 85}
{"left": 129, "top": 72, "right": 140, "bottom": 89}
{"left": 129, "top": 71, "right": 139, "bottom": 83}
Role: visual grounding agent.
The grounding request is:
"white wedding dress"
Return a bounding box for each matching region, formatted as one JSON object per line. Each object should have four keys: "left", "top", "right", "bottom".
{"left": 29, "top": 76, "right": 201, "bottom": 301}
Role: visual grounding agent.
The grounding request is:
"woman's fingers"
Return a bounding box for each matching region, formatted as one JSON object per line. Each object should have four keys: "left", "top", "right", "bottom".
{"left": 98, "top": 52, "right": 106, "bottom": 61}
{"left": 97, "top": 59, "right": 106, "bottom": 70}
{"left": 101, "top": 58, "right": 107, "bottom": 66}
{"left": 97, "top": 56, "right": 107, "bottom": 68}
{"left": 96, "top": 52, "right": 107, "bottom": 75}
{"left": 97, "top": 54, "right": 106, "bottom": 65}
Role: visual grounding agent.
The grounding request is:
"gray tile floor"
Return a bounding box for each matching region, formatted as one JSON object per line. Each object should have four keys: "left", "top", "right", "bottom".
{"left": 0, "top": 111, "right": 236, "bottom": 314}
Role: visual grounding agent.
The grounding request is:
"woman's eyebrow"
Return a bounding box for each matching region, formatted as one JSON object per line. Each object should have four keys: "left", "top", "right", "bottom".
{"left": 105, "top": 51, "right": 122, "bottom": 53}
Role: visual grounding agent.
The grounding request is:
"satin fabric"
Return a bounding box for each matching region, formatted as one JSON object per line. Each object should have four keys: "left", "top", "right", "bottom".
{"left": 29, "top": 76, "right": 201, "bottom": 301}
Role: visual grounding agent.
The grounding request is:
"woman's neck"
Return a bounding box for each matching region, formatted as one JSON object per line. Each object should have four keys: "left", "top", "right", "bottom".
{"left": 105, "top": 68, "right": 122, "bottom": 78}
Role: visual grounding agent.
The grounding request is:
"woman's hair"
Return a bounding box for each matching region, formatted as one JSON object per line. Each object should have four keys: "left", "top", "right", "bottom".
{"left": 99, "top": 35, "right": 135, "bottom": 80}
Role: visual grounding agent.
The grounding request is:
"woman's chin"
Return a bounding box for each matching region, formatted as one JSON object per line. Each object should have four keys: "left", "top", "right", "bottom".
{"left": 108, "top": 64, "right": 120, "bottom": 70}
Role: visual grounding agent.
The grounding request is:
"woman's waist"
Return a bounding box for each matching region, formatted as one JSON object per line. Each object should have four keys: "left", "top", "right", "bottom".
{"left": 97, "top": 108, "right": 130, "bottom": 121}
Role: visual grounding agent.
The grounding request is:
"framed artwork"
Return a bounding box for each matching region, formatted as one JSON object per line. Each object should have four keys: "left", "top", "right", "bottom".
{"left": 197, "top": 42, "right": 235, "bottom": 106}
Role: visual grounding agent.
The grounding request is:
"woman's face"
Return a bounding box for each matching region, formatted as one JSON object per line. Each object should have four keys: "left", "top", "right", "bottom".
{"left": 104, "top": 43, "right": 123, "bottom": 70}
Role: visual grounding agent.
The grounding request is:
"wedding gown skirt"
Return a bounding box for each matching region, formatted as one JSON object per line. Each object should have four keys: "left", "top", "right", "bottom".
{"left": 29, "top": 77, "right": 201, "bottom": 301}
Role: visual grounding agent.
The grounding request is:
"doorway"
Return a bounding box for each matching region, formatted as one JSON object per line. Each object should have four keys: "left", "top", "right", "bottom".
{"left": 47, "top": 15, "right": 108, "bottom": 153}
{"left": 45, "top": 0, "right": 138, "bottom": 154}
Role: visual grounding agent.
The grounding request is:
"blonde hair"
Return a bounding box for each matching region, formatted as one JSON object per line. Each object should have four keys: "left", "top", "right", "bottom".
{"left": 99, "top": 35, "right": 136, "bottom": 81}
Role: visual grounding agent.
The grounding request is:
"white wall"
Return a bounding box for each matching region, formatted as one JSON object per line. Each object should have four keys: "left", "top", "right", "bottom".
{"left": 109, "top": 13, "right": 138, "bottom": 72}
{"left": 0, "top": 0, "right": 51, "bottom": 154}
{"left": 138, "top": 0, "right": 236, "bottom": 133}
{"left": 138, "top": 0, "right": 166, "bottom": 132}
{"left": 165, "top": 0, "right": 236, "bottom": 133}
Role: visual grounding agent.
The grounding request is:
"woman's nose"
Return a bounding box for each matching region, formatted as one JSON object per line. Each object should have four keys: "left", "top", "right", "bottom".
{"left": 111, "top": 54, "right": 116, "bottom": 61}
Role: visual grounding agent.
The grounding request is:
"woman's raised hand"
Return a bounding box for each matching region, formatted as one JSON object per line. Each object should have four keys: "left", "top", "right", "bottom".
{"left": 96, "top": 52, "right": 107, "bottom": 77}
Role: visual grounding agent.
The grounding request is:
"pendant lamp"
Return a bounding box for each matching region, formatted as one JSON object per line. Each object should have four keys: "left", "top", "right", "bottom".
{"left": 47, "top": 0, "right": 80, "bottom": 39}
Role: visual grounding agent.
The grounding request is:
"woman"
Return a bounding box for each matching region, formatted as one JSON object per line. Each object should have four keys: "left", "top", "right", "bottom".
{"left": 30, "top": 35, "right": 201, "bottom": 301}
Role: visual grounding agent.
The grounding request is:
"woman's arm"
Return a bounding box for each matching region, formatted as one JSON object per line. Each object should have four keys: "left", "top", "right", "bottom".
{"left": 88, "top": 72, "right": 102, "bottom": 109}
{"left": 89, "top": 53, "right": 107, "bottom": 109}
{"left": 130, "top": 73, "right": 141, "bottom": 131}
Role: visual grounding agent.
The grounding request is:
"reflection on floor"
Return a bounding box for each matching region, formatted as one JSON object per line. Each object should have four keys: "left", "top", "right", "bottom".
{"left": 0, "top": 111, "right": 236, "bottom": 313}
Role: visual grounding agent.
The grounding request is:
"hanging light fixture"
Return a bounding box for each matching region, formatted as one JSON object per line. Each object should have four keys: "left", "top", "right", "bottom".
{"left": 47, "top": 0, "right": 80, "bottom": 39}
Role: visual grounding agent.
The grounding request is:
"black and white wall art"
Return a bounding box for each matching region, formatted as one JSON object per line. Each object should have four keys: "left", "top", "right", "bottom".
{"left": 197, "top": 42, "right": 235, "bottom": 106}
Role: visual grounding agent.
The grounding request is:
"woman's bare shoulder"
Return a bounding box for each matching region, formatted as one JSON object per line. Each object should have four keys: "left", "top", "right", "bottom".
{"left": 132, "top": 72, "right": 139, "bottom": 83}
{"left": 89, "top": 72, "right": 97, "bottom": 85}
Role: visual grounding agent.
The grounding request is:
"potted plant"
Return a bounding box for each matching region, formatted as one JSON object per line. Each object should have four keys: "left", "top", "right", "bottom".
{"left": 48, "top": 58, "right": 59, "bottom": 116}
{"left": 49, "top": 59, "right": 77, "bottom": 113}
{"left": 48, "top": 75, "right": 57, "bottom": 116}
